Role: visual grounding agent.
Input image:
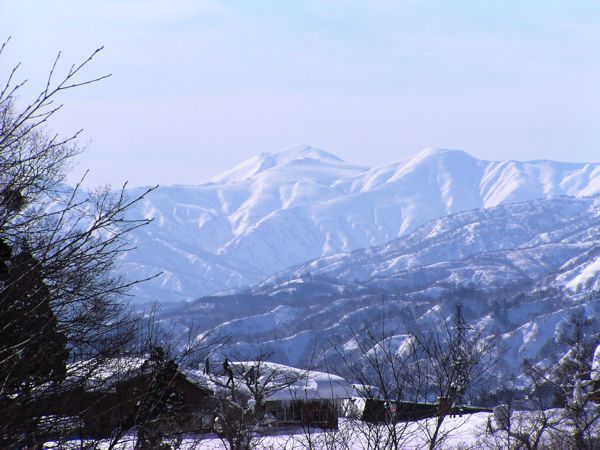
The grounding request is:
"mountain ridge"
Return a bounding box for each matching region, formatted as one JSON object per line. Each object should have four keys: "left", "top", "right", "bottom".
{"left": 122, "top": 146, "right": 600, "bottom": 303}
{"left": 156, "top": 195, "right": 600, "bottom": 382}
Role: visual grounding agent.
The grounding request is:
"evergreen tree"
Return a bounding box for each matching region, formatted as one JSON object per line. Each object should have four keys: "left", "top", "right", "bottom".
{"left": 0, "top": 193, "right": 68, "bottom": 446}
{"left": 0, "top": 244, "right": 68, "bottom": 389}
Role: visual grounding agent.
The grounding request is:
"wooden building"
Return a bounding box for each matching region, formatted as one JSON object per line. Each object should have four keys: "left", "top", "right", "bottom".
{"left": 42, "top": 357, "right": 213, "bottom": 439}
{"left": 360, "top": 398, "right": 492, "bottom": 423}
{"left": 258, "top": 364, "right": 357, "bottom": 429}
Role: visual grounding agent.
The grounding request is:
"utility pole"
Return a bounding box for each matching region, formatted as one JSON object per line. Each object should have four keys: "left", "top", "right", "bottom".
{"left": 381, "top": 293, "right": 385, "bottom": 341}
{"left": 454, "top": 304, "right": 467, "bottom": 347}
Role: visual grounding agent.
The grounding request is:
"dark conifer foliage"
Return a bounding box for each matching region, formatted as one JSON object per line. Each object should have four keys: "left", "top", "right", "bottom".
{"left": 0, "top": 244, "right": 69, "bottom": 389}
{"left": 0, "top": 239, "right": 69, "bottom": 447}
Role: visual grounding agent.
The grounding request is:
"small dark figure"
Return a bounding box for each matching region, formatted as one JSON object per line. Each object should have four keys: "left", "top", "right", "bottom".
{"left": 486, "top": 416, "right": 494, "bottom": 434}
{"left": 246, "top": 366, "right": 257, "bottom": 384}
{"left": 204, "top": 357, "right": 210, "bottom": 374}
{"left": 223, "top": 358, "right": 234, "bottom": 385}
{"left": 223, "top": 357, "right": 229, "bottom": 374}
{"left": 226, "top": 367, "right": 234, "bottom": 386}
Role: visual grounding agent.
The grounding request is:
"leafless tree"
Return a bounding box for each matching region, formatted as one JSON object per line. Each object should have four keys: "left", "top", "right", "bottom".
{"left": 207, "top": 353, "right": 304, "bottom": 450}
{"left": 407, "top": 305, "right": 499, "bottom": 450}
{"left": 0, "top": 39, "right": 159, "bottom": 447}
{"left": 332, "top": 304, "right": 498, "bottom": 450}
{"left": 332, "top": 321, "right": 419, "bottom": 450}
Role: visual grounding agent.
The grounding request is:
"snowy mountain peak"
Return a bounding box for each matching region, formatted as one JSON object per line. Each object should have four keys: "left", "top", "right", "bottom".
{"left": 207, "top": 145, "right": 351, "bottom": 185}
{"left": 410, "top": 147, "right": 476, "bottom": 161}
{"left": 122, "top": 146, "right": 600, "bottom": 303}
{"left": 265, "top": 145, "right": 346, "bottom": 165}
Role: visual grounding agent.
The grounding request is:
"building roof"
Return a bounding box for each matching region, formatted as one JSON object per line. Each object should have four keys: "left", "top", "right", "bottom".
{"left": 232, "top": 361, "right": 358, "bottom": 401}
{"left": 65, "top": 356, "right": 147, "bottom": 392}
{"left": 65, "top": 356, "right": 211, "bottom": 395}
{"left": 592, "top": 344, "right": 600, "bottom": 381}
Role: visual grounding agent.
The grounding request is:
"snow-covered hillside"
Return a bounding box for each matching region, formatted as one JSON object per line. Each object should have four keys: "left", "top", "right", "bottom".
{"left": 122, "top": 145, "right": 600, "bottom": 303}
{"left": 264, "top": 196, "right": 600, "bottom": 294}
{"left": 158, "top": 196, "right": 600, "bottom": 381}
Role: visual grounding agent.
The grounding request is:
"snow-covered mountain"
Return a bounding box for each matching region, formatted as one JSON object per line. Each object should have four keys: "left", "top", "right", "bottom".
{"left": 123, "top": 145, "right": 600, "bottom": 303}
{"left": 262, "top": 196, "right": 600, "bottom": 295}
{"left": 159, "top": 195, "right": 600, "bottom": 383}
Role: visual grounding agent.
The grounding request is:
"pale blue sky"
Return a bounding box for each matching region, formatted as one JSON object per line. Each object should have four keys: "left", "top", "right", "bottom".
{"left": 1, "top": 1, "right": 599, "bottom": 186}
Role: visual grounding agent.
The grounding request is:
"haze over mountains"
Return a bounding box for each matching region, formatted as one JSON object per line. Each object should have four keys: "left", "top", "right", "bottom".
{"left": 122, "top": 145, "right": 600, "bottom": 304}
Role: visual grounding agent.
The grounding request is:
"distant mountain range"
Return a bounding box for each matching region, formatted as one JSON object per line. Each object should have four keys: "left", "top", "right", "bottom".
{"left": 157, "top": 195, "right": 600, "bottom": 384}
{"left": 262, "top": 195, "right": 600, "bottom": 295}
{"left": 122, "top": 145, "right": 600, "bottom": 303}
{"left": 120, "top": 146, "right": 600, "bottom": 386}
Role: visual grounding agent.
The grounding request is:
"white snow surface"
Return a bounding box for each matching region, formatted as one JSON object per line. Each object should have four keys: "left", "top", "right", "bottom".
{"left": 565, "top": 257, "right": 600, "bottom": 291}
{"left": 49, "top": 413, "right": 535, "bottom": 449}
{"left": 262, "top": 365, "right": 357, "bottom": 401}
{"left": 264, "top": 195, "right": 600, "bottom": 293}
{"left": 594, "top": 344, "right": 600, "bottom": 381}
{"left": 121, "top": 145, "right": 600, "bottom": 303}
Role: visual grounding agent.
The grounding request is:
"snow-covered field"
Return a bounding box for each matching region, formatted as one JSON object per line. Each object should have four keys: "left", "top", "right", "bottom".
{"left": 43, "top": 405, "right": 600, "bottom": 449}
{"left": 189, "top": 414, "right": 491, "bottom": 449}
{"left": 54, "top": 409, "right": 592, "bottom": 449}
{"left": 49, "top": 413, "right": 492, "bottom": 449}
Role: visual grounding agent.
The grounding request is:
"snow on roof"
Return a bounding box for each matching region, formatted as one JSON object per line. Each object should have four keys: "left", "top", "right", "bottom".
{"left": 268, "top": 369, "right": 357, "bottom": 402}
{"left": 186, "top": 360, "right": 358, "bottom": 400}
{"left": 66, "top": 356, "right": 214, "bottom": 395}
{"left": 65, "top": 356, "right": 149, "bottom": 391}
{"left": 183, "top": 369, "right": 214, "bottom": 390}
{"left": 230, "top": 361, "right": 358, "bottom": 401}
{"left": 592, "top": 344, "right": 600, "bottom": 381}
